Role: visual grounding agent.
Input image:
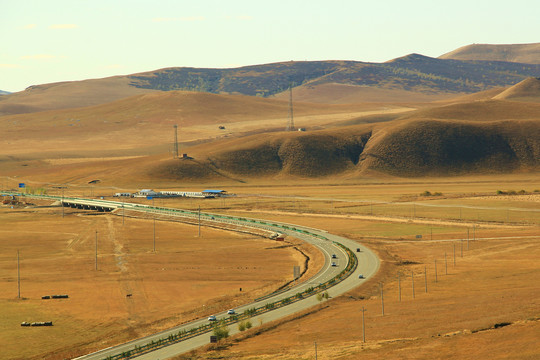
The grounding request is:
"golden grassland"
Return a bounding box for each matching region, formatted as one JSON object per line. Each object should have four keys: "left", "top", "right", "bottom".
{"left": 172, "top": 208, "right": 539, "bottom": 360}
{"left": 0, "top": 205, "right": 321, "bottom": 360}
{"left": 1, "top": 173, "right": 538, "bottom": 359}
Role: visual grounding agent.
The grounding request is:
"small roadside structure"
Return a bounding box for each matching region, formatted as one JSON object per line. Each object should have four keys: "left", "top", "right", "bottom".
{"left": 202, "top": 190, "right": 227, "bottom": 197}
{"left": 132, "top": 189, "right": 159, "bottom": 198}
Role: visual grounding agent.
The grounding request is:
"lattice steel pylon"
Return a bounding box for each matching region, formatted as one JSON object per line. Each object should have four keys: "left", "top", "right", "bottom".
{"left": 286, "top": 85, "right": 295, "bottom": 131}
{"left": 173, "top": 124, "right": 179, "bottom": 159}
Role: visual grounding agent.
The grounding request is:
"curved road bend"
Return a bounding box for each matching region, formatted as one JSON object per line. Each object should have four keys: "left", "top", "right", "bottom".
{"left": 7, "top": 195, "right": 379, "bottom": 360}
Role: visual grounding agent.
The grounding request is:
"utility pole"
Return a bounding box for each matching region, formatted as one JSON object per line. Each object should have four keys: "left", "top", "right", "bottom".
{"left": 380, "top": 283, "right": 384, "bottom": 316}
{"left": 95, "top": 230, "right": 98, "bottom": 271}
{"left": 453, "top": 242, "right": 456, "bottom": 267}
{"left": 153, "top": 197, "right": 156, "bottom": 252}
{"left": 411, "top": 271, "right": 415, "bottom": 299}
{"left": 434, "top": 259, "right": 438, "bottom": 283}
{"left": 398, "top": 273, "right": 401, "bottom": 302}
{"left": 17, "top": 250, "right": 21, "bottom": 299}
{"left": 424, "top": 266, "right": 428, "bottom": 293}
{"left": 62, "top": 186, "right": 64, "bottom": 218}
{"left": 314, "top": 341, "right": 317, "bottom": 360}
{"left": 361, "top": 307, "right": 366, "bottom": 343}
{"left": 122, "top": 199, "right": 125, "bottom": 225}
{"left": 198, "top": 205, "right": 201, "bottom": 237}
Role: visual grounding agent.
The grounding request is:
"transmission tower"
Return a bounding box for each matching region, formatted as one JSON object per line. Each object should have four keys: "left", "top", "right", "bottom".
{"left": 286, "top": 85, "right": 295, "bottom": 131}
{"left": 173, "top": 124, "right": 179, "bottom": 159}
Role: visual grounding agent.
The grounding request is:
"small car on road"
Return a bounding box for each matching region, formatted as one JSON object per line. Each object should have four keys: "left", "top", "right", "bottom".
{"left": 358, "top": 274, "right": 365, "bottom": 279}
{"left": 208, "top": 315, "right": 217, "bottom": 321}
{"left": 331, "top": 254, "right": 337, "bottom": 259}
{"left": 227, "top": 309, "right": 236, "bottom": 315}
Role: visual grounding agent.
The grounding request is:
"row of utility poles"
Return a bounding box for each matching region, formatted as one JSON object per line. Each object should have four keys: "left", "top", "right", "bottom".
{"left": 352, "top": 238, "right": 473, "bottom": 348}
{"left": 15, "top": 198, "right": 206, "bottom": 299}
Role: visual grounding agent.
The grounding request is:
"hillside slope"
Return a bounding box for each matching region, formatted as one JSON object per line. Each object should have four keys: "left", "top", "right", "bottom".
{"left": 361, "top": 119, "right": 539, "bottom": 176}
{"left": 0, "top": 77, "right": 158, "bottom": 116}
{"left": 151, "top": 116, "right": 539, "bottom": 180}
{"left": 493, "top": 77, "right": 540, "bottom": 102}
{"left": 439, "top": 43, "right": 540, "bottom": 64}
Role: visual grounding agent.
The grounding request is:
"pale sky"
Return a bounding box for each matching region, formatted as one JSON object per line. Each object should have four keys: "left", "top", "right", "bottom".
{"left": 1, "top": 0, "right": 539, "bottom": 93}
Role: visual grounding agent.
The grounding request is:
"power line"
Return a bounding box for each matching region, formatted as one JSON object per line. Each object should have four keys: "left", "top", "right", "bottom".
{"left": 286, "top": 85, "right": 295, "bottom": 131}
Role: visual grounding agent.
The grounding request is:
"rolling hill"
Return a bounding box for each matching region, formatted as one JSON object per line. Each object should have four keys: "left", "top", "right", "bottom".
{"left": 493, "top": 77, "right": 540, "bottom": 102}
{"left": 150, "top": 114, "right": 539, "bottom": 180}
{"left": 2, "top": 46, "right": 539, "bottom": 115}
{"left": 1, "top": 81, "right": 539, "bottom": 181}
{"left": 439, "top": 43, "right": 540, "bottom": 64}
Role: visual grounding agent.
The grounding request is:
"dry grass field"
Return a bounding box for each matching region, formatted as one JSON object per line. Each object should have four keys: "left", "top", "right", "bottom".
{"left": 171, "top": 202, "right": 539, "bottom": 360}
{"left": 0, "top": 204, "right": 320, "bottom": 360}
{"left": 2, "top": 173, "right": 538, "bottom": 359}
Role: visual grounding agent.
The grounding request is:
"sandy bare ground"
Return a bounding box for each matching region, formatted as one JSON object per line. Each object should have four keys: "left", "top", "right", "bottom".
{"left": 231, "top": 209, "right": 526, "bottom": 229}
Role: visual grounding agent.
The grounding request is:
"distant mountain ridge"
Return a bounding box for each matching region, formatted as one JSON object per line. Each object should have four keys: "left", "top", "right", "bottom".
{"left": 1, "top": 43, "right": 540, "bottom": 115}
{"left": 129, "top": 54, "right": 540, "bottom": 97}
{"left": 439, "top": 43, "right": 540, "bottom": 64}
{"left": 0, "top": 90, "right": 10, "bottom": 95}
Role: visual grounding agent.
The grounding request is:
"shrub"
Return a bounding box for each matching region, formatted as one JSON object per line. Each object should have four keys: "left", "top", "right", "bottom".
{"left": 213, "top": 321, "right": 229, "bottom": 340}
{"left": 238, "top": 321, "right": 246, "bottom": 331}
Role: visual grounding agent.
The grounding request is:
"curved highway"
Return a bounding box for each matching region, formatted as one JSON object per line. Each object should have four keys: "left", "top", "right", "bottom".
{"left": 3, "top": 193, "right": 379, "bottom": 360}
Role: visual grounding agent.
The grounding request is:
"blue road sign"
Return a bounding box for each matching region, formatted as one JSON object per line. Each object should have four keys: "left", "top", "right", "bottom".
{"left": 146, "top": 196, "right": 154, "bottom": 200}
{"left": 18, "top": 183, "right": 25, "bottom": 188}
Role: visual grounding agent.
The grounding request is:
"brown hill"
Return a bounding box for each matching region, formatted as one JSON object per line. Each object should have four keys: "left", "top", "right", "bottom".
{"left": 151, "top": 126, "right": 373, "bottom": 180}
{"left": 493, "top": 77, "right": 540, "bottom": 102}
{"left": 398, "top": 99, "right": 540, "bottom": 122}
{"left": 0, "top": 90, "right": 381, "bottom": 156}
{"left": 2, "top": 88, "right": 538, "bottom": 182}
{"left": 151, "top": 116, "right": 539, "bottom": 180}
{"left": 0, "top": 76, "right": 158, "bottom": 116}
{"left": 271, "top": 83, "right": 459, "bottom": 104}
{"left": 3, "top": 49, "right": 539, "bottom": 116}
{"left": 439, "top": 43, "right": 540, "bottom": 64}
{"left": 360, "top": 119, "right": 539, "bottom": 176}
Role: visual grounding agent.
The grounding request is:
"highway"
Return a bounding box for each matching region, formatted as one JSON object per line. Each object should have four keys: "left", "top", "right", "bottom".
{"left": 2, "top": 193, "right": 379, "bottom": 360}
